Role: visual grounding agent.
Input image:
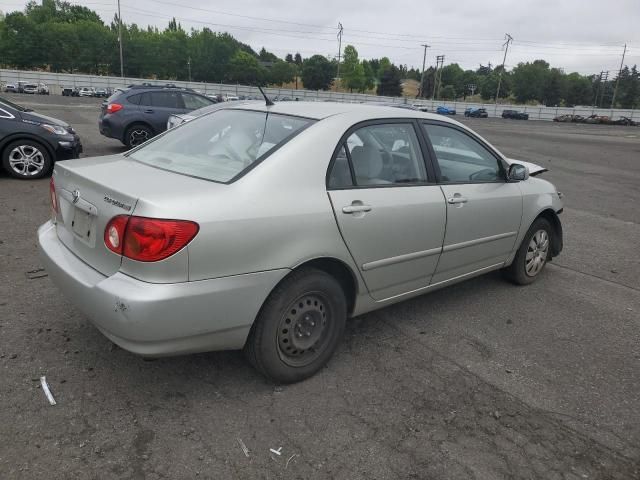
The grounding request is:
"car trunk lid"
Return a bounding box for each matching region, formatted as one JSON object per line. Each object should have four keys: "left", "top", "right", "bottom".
{"left": 52, "top": 155, "right": 221, "bottom": 277}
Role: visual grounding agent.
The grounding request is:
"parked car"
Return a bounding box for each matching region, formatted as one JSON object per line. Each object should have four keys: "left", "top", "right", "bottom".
{"left": 464, "top": 107, "right": 488, "bottom": 118}
{"left": 78, "top": 87, "right": 95, "bottom": 97}
{"left": 40, "top": 102, "right": 563, "bottom": 383}
{"left": 0, "top": 96, "right": 82, "bottom": 179}
{"left": 99, "top": 84, "right": 216, "bottom": 147}
{"left": 23, "top": 84, "right": 39, "bottom": 94}
{"left": 502, "top": 109, "right": 529, "bottom": 120}
{"left": 553, "top": 114, "right": 583, "bottom": 123}
{"left": 37, "top": 83, "right": 50, "bottom": 95}
{"left": 612, "top": 116, "right": 638, "bottom": 126}
{"left": 62, "top": 87, "right": 75, "bottom": 96}
{"left": 4, "top": 84, "right": 19, "bottom": 93}
{"left": 94, "top": 88, "right": 109, "bottom": 98}
{"left": 436, "top": 106, "right": 456, "bottom": 115}
{"left": 584, "top": 114, "right": 610, "bottom": 124}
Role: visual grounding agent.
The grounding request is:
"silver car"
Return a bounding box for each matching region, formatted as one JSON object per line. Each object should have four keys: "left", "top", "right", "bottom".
{"left": 38, "top": 102, "right": 563, "bottom": 383}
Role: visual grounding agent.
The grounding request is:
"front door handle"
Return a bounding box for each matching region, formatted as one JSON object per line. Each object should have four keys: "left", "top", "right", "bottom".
{"left": 342, "top": 204, "right": 372, "bottom": 214}
{"left": 447, "top": 195, "right": 468, "bottom": 205}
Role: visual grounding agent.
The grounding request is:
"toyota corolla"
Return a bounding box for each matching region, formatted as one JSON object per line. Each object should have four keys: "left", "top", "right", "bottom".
{"left": 38, "top": 102, "right": 563, "bottom": 383}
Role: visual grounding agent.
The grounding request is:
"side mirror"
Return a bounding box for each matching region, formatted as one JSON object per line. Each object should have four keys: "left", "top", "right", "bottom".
{"left": 508, "top": 163, "right": 529, "bottom": 182}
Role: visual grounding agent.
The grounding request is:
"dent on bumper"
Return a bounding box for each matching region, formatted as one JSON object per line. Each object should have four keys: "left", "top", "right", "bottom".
{"left": 38, "top": 221, "right": 289, "bottom": 356}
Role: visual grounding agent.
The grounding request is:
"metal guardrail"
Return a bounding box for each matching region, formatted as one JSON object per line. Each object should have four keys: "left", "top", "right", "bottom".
{"left": 1, "top": 69, "right": 637, "bottom": 122}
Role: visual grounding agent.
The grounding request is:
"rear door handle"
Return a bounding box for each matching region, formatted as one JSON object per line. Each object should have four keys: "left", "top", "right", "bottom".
{"left": 342, "top": 204, "right": 372, "bottom": 214}
{"left": 447, "top": 196, "right": 468, "bottom": 204}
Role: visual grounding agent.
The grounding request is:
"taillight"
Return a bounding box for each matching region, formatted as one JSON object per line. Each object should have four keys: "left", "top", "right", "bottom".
{"left": 49, "top": 177, "right": 58, "bottom": 218}
{"left": 106, "top": 103, "right": 123, "bottom": 114}
{"left": 104, "top": 215, "right": 129, "bottom": 254}
{"left": 104, "top": 216, "right": 199, "bottom": 262}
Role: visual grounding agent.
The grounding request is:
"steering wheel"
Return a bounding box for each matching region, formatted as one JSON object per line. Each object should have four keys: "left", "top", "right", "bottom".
{"left": 469, "top": 168, "right": 496, "bottom": 181}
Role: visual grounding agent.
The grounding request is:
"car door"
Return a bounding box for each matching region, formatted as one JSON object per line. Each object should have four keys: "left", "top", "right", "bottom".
{"left": 421, "top": 122, "right": 523, "bottom": 284}
{"left": 327, "top": 120, "right": 446, "bottom": 301}
{"left": 145, "top": 91, "right": 186, "bottom": 133}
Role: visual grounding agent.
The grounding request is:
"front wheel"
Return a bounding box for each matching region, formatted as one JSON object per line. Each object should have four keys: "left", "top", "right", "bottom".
{"left": 502, "top": 217, "right": 553, "bottom": 285}
{"left": 2, "top": 140, "right": 52, "bottom": 179}
{"left": 244, "top": 268, "right": 347, "bottom": 383}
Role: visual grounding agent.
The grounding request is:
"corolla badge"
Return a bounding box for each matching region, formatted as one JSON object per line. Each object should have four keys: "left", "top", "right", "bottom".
{"left": 72, "top": 189, "right": 81, "bottom": 204}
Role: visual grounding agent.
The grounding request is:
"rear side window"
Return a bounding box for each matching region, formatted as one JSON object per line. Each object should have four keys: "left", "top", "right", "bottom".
{"left": 328, "top": 146, "right": 353, "bottom": 188}
{"left": 150, "top": 91, "right": 183, "bottom": 108}
{"left": 127, "top": 93, "right": 141, "bottom": 105}
{"left": 129, "top": 110, "right": 312, "bottom": 183}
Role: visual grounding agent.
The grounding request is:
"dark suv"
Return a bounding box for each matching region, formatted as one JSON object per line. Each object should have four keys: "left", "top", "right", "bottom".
{"left": 502, "top": 109, "right": 529, "bottom": 120}
{"left": 0, "top": 96, "right": 82, "bottom": 179}
{"left": 99, "top": 85, "right": 215, "bottom": 147}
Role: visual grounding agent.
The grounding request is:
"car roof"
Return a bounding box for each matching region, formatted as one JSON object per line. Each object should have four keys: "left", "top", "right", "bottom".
{"left": 231, "top": 101, "right": 462, "bottom": 125}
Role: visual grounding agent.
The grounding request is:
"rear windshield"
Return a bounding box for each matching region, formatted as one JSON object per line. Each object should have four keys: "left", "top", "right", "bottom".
{"left": 129, "top": 109, "right": 312, "bottom": 183}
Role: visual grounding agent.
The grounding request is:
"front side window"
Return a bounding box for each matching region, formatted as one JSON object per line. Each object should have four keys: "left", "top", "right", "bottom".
{"left": 328, "top": 123, "right": 427, "bottom": 188}
{"left": 422, "top": 124, "right": 503, "bottom": 183}
{"left": 129, "top": 110, "right": 311, "bottom": 183}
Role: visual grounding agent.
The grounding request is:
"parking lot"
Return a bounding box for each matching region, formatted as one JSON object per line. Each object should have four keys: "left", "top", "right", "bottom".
{"left": 1, "top": 94, "right": 639, "bottom": 479}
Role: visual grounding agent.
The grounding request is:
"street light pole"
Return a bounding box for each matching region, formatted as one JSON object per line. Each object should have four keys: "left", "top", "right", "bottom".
{"left": 187, "top": 56, "right": 192, "bottom": 82}
{"left": 419, "top": 44, "right": 430, "bottom": 98}
{"left": 117, "top": 0, "right": 124, "bottom": 79}
{"left": 335, "top": 22, "right": 343, "bottom": 92}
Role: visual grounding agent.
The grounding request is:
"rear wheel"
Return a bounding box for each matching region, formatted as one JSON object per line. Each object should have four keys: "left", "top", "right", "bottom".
{"left": 245, "top": 268, "right": 347, "bottom": 383}
{"left": 502, "top": 217, "right": 553, "bottom": 285}
{"left": 124, "top": 124, "right": 153, "bottom": 148}
{"left": 2, "top": 139, "right": 52, "bottom": 179}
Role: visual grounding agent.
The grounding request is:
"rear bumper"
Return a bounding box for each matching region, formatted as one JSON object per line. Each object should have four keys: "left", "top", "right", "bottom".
{"left": 38, "top": 221, "right": 288, "bottom": 356}
{"left": 98, "top": 116, "right": 124, "bottom": 141}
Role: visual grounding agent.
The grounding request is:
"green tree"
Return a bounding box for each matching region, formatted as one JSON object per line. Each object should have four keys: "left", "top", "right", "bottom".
{"left": 616, "top": 65, "right": 640, "bottom": 109}
{"left": 226, "top": 50, "right": 266, "bottom": 84}
{"left": 301, "top": 55, "right": 334, "bottom": 90}
{"left": 565, "top": 72, "right": 593, "bottom": 106}
{"left": 512, "top": 60, "right": 550, "bottom": 103}
{"left": 377, "top": 64, "right": 402, "bottom": 96}
{"left": 542, "top": 68, "right": 567, "bottom": 106}
{"left": 268, "top": 60, "right": 295, "bottom": 86}
{"left": 341, "top": 45, "right": 365, "bottom": 92}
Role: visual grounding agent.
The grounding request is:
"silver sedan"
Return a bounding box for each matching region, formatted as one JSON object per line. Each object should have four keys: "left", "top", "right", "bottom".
{"left": 38, "top": 102, "right": 563, "bottom": 383}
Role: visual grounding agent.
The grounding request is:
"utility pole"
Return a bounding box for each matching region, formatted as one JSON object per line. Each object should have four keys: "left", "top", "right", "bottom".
{"left": 610, "top": 43, "right": 627, "bottom": 108}
{"left": 419, "top": 44, "right": 430, "bottom": 98}
{"left": 594, "top": 71, "right": 609, "bottom": 108}
{"left": 495, "top": 33, "right": 513, "bottom": 104}
{"left": 432, "top": 55, "right": 444, "bottom": 100}
{"left": 117, "top": 0, "right": 124, "bottom": 78}
{"left": 187, "top": 56, "right": 192, "bottom": 82}
{"left": 335, "top": 22, "right": 343, "bottom": 92}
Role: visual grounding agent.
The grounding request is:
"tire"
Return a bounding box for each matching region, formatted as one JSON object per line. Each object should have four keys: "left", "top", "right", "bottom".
{"left": 2, "top": 139, "right": 52, "bottom": 179}
{"left": 502, "top": 217, "right": 553, "bottom": 285}
{"left": 124, "top": 124, "right": 154, "bottom": 148}
{"left": 244, "top": 267, "right": 347, "bottom": 383}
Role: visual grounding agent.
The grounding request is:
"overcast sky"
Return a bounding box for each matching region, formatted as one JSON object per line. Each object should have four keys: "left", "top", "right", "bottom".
{"left": 5, "top": 0, "right": 640, "bottom": 74}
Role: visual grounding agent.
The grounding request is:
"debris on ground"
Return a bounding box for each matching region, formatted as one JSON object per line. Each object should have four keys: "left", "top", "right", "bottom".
{"left": 40, "top": 376, "right": 57, "bottom": 405}
{"left": 237, "top": 438, "right": 250, "bottom": 457}
{"left": 270, "top": 447, "right": 282, "bottom": 456}
{"left": 25, "top": 268, "right": 48, "bottom": 280}
{"left": 285, "top": 454, "right": 298, "bottom": 469}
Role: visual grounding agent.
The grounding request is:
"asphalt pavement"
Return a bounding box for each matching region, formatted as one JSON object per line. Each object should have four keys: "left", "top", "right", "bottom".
{"left": 0, "top": 94, "right": 638, "bottom": 479}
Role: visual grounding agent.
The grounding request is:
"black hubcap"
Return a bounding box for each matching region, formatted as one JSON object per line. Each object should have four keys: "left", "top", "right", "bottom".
{"left": 277, "top": 293, "right": 329, "bottom": 367}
